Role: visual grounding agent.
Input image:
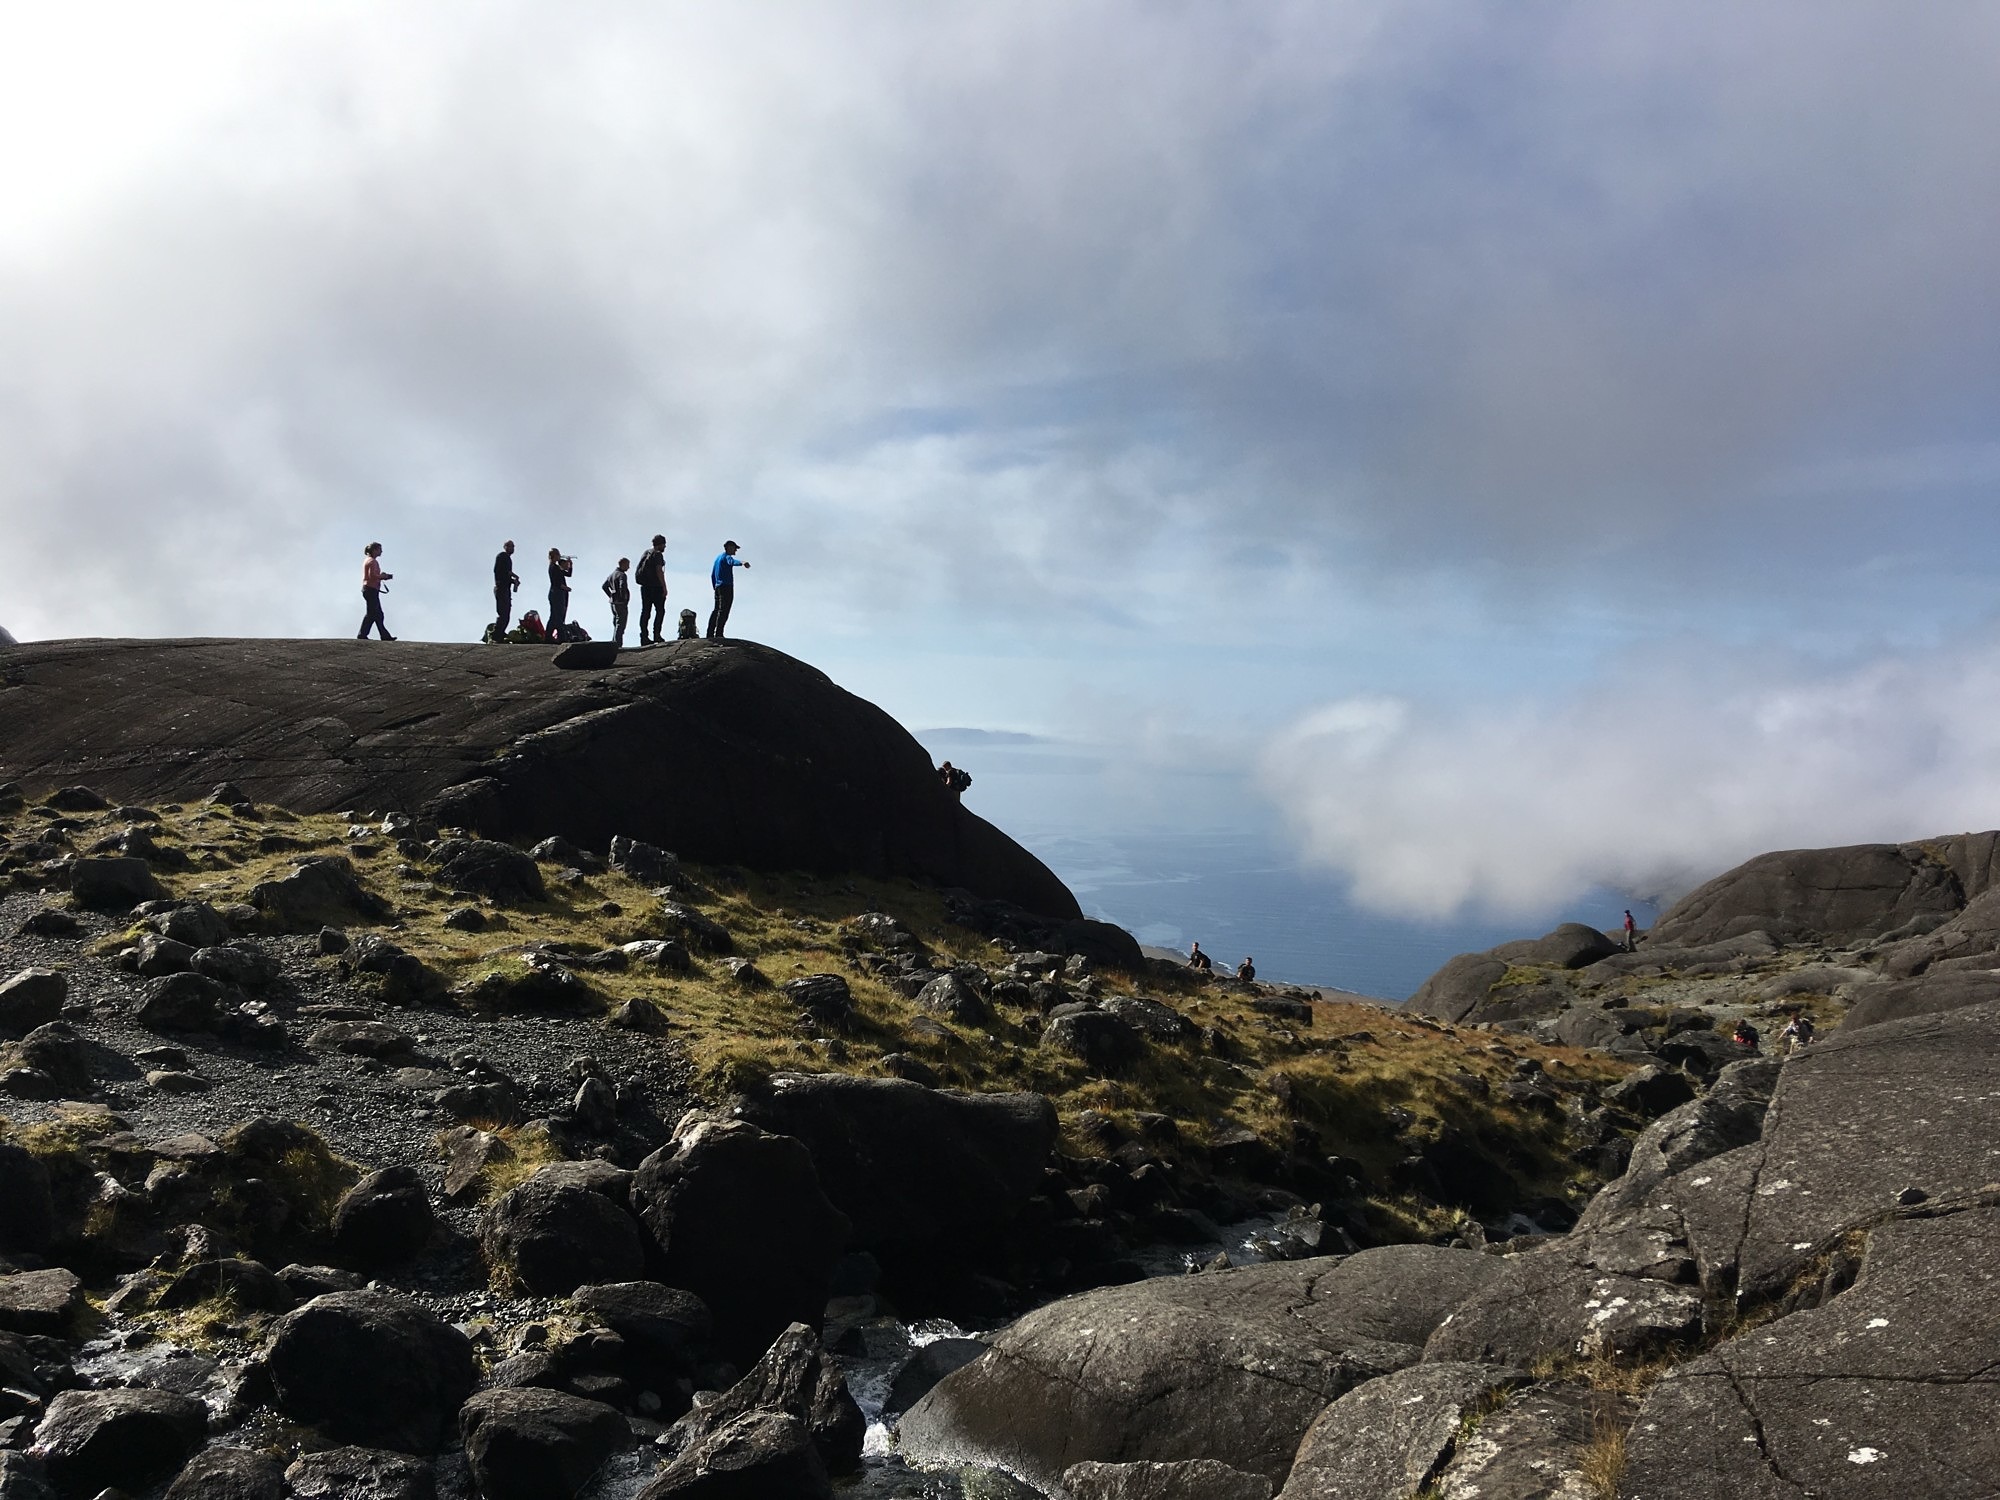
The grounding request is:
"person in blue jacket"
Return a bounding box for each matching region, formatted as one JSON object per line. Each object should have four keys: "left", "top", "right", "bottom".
{"left": 706, "top": 540, "right": 748, "bottom": 639}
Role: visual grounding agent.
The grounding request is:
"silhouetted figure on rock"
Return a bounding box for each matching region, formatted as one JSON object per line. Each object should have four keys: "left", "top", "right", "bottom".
{"left": 547, "top": 548, "right": 574, "bottom": 638}
{"left": 707, "top": 540, "right": 747, "bottom": 639}
{"left": 636, "top": 534, "right": 668, "bottom": 646}
{"left": 939, "top": 761, "right": 972, "bottom": 799}
{"left": 603, "top": 558, "right": 631, "bottom": 648}
{"left": 358, "top": 542, "right": 394, "bottom": 641}
{"left": 492, "top": 541, "right": 519, "bottom": 640}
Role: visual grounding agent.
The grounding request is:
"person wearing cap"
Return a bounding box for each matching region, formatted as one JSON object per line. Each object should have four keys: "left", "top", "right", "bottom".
{"left": 492, "top": 540, "right": 519, "bottom": 640}
{"left": 635, "top": 534, "right": 668, "bottom": 646}
{"left": 706, "top": 540, "right": 748, "bottom": 640}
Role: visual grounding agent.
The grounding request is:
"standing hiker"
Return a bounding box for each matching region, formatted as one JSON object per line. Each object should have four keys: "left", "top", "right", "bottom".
{"left": 706, "top": 540, "right": 748, "bottom": 640}
{"left": 357, "top": 542, "right": 395, "bottom": 641}
{"left": 492, "top": 540, "right": 519, "bottom": 641}
{"left": 636, "top": 534, "right": 668, "bottom": 646}
{"left": 546, "top": 548, "right": 574, "bottom": 638}
{"left": 602, "top": 558, "right": 632, "bottom": 648}
{"left": 1622, "top": 910, "right": 1638, "bottom": 952}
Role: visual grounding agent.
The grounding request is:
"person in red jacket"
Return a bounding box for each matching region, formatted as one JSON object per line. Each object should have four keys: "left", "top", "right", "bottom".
{"left": 357, "top": 542, "right": 395, "bottom": 640}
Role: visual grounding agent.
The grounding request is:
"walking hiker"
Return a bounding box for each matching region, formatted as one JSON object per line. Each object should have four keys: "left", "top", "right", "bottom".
{"left": 492, "top": 540, "right": 519, "bottom": 640}
{"left": 603, "top": 558, "right": 632, "bottom": 648}
{"left": 546, "top": 548, "right": 574, "bottom": 638}
{"left": 1779, "top": 1011, "right": 1815, "bottom": 1056}
{"left": 636, "top": 534, "right": 668, "bottom": 645}
{"left": 357, "top": 542, "right": 394, "bottom": 640}
{"left": 706, "top": 540, "right": 747, "bottom": 640}
{"left": 1622, "top": 910, "right": 1638, "bottom": 952}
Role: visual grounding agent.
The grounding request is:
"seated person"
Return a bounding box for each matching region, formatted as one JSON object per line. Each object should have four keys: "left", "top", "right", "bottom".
{"left": 1187, "top": 941, "right": 1213, "bottom": 973}
{"left": 1236, "top": 956, "right": 1256, "bottom": 981}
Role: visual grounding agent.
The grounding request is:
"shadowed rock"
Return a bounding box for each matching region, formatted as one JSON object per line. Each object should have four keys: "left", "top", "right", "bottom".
{"left": 0, "top": 638, "right": 1079, "bottom": 917}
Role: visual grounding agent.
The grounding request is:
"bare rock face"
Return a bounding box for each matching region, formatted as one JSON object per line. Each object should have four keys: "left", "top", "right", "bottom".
{"left": 1648, "top": 837, "right": 1980, "bottom": 948}
{"left": 262, "top": 1290, "right": 476, "bottom": 1454}
{"left": 1620, "top": 1209, "right": 2000, "bottom": 1499}
{"left": 0, "top": 638, "right": 1080, "bottom": 917}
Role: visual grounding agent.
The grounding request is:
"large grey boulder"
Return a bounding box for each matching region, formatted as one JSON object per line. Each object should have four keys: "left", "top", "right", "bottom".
{"left": 283, "top": 1446, "right": 435, "bottom": 1500}
{"left": 733, "top": 1073, "right": 1057, "bottom": 1252}
{"left": 251, "top": 856, "right": 390, "bottom": 931}
{"left": 629, "top": 1118, "right": 849, "bottom": 1368}
{"left": 1067, "top": 1460, "right": 1273, "bottom": 1500}
{"left": 263, "top": 1290, "right": 476, "bottom": 1453}
{"left": 163, "top": 1447, "right": 288, "bottom": 1500}
{"left": 1404, "top": 955, "right": 1507, "bottom": 1023}
{"left": 1649, "top": 839, "right": 1966, "bottom": 947}
{"left": 0, "top": 970, "right": 64, "bottom": 1037}
{"left": 1620, "top": 1209, "right": 2000, "bottom": 1500}
{"left": 1422, "top": 1244, "right": 1704, "bottom": 1366}
{"left": 896, "top": 1247, "right": 1506, "bottom": 1493}
{"left": 32, "top": 1388, "right": 206, "bottom": 1498}
{"left": 481, "top": 1162, "right": 645, "bottom": 1296}
{"left": 1490, "top": 922, "right": 1621, "bottom": 969}
{"left": 431, "top": 839, "right": 546, "bottom": 904}
{"left": 1277, "top": 1362, "right": 1525, "bottom": 1500}
{"left": 1843, "top": 968, "right": 2000, "bottom": 1030}
{"left": 67, "top": 855, "right": 166, "bottom": 910}
{"left": 458, "top": 1387, "right": 632, "bottom": 1500}
{"left": 1575, "top": 1057, "right": 1781, "bottom": 1227}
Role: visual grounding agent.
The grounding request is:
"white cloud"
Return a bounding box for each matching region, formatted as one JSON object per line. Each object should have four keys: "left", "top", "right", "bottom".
{"left": 1260, "top": 633, "right": 2000, "bottom": 919}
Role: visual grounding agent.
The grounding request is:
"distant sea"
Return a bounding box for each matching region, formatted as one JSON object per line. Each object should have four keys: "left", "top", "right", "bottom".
{"left": 918, "top": 728, "right": 1658, "bottom": 1001}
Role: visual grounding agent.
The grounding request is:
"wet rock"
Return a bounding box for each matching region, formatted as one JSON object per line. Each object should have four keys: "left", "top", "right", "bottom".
{"left": 1276, "top": 1361, "right": 1525, "bottom": 1500}
{"left": 32, "top": 1387, "right": 206, "bottom": 1497}
{"left": 899, "top": 1247, "right": 1507, "bottom": 1493}
{"left": 0, "top": 1145, "right": 54, "bottom": 1255}
{"left": 882, "top": 1338, "right": 987, "bottom": 1418}
{"left": 283, "top": 1445, "right": 435, "bottom": 1500}
{"left": 1621, "top": 1208, "right": 2000, "bottom": 1500}
{"left": 736, "top": 1073, "right": 1057, "bottom": 1252}
{"left": 331, "top": 1166, "right": 436, "bottom": 1270}
{"left": 641, "top": 1408, "right": 827, "bottom": 1498}
{"left": 1043, "top": 1011, "right": 1144, "bottom": 1072}
{"left": 783, "top": 974, "right": 853, "bottom": 1029}
{"left": 432, "top": 839, "right": 546, "bottom": 904}
{"left": 659, "top": 1322, "right": 862, "bottom": 1477}
{"left": 68, "top": 856, "right": 167, "bottom": 910}
{"left": 263, "top": 1289, "right": 477, "bottom": 1453}
{"left": 629, "top": 1119, "right": 850, "bottom": 1369}
{"left": 0, "top": 1270, "right": 82, "bottom": 1335}
{"left": 1065, "top": 1460, "right": 1273, "bottom": 1500}
{"left": 459, "top": 1387, "right": 632, "bottom": 1500}
{"left": 0, "top": 971, "right": 64, "bottom": 1037}
{"left": 660, "top": 902, "right": 732, "bottom": 954}
{"left": 482, "top": 1163, "right": 646, "bottom": 1296}
{"left": 251, "top": 856, "right": 389, "bottom": 931}
{"left": 162, "top": 1446, "right": 288, "bottom": 1500}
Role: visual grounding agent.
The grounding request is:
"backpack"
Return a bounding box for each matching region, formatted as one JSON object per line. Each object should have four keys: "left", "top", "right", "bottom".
{"left": 519, "top": 610, "right": 546, "bottom": 641}
{"left": 637, "top": 549, "right": 665, "bottom": 588}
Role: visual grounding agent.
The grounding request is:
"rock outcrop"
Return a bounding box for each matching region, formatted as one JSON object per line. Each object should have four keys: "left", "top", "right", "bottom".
{"left": 0, "top": 638, "right": 1080, "bottom": 918}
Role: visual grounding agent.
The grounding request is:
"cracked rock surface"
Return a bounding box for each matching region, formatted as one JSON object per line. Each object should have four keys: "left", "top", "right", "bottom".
{"left": 1620, "top": 1208, "right": 2000, "bottom": 1499}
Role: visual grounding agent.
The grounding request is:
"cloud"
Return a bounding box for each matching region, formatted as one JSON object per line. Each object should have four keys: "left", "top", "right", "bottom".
{"left": 1260, "top": 632, "right": 2000, "bottom": 920}
{"left": 5, "top": 1, "right": 2000, "bottom": 649}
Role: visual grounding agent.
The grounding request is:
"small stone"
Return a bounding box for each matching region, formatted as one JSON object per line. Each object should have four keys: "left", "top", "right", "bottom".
{"left": 147, "top": 1070, "right": 211, "bottom": 1094}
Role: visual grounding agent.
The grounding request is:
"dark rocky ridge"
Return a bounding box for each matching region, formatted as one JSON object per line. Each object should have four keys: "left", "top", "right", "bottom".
{"left": 0, "top": 637, "right": 1078, "bottom": 919}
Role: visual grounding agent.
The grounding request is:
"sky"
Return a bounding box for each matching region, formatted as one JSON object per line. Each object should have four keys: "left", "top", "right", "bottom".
{"left": 6, "top": 1, "right": 2000, "bottom": 933}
